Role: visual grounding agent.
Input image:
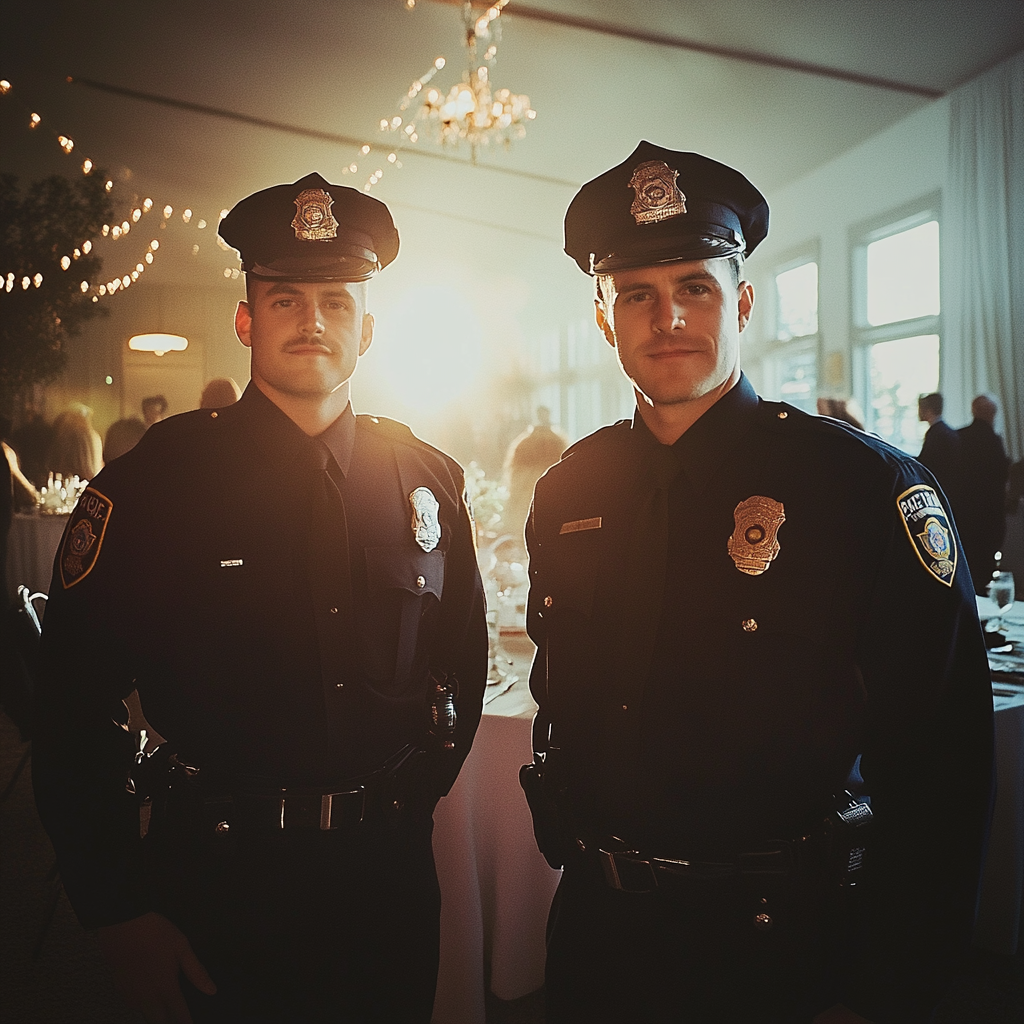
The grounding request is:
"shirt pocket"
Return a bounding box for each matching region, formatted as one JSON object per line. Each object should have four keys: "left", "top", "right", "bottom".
{"left": 364, "top": 545, "right": 445, "bottom": 599}
{"left": 361, "top": 545, "right": 446, "bottom": 691}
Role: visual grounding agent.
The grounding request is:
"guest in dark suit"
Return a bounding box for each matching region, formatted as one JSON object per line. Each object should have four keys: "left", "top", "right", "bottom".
{"left": 917, "top": 392, "right": 961, "bottom": 503}
{"left": 958, "top": 394, "right": 1010, "bottom": 593}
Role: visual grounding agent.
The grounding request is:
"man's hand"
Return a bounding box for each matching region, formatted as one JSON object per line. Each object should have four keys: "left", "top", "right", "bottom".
{"left": 813, "top": 1005, "right": 874, "bottom": 1024}
{"left": 95, "top": 912, "right": 216, "bottom": 1024}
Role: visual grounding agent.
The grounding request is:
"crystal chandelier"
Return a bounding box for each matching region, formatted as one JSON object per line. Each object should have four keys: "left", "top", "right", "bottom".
{"left": 420, "top": 1, "right": 535, "bottom": 159}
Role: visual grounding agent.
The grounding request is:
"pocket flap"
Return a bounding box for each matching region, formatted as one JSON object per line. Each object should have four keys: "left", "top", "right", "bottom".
{"left": 364, "top": 545, "right": 445, "bottom": 598}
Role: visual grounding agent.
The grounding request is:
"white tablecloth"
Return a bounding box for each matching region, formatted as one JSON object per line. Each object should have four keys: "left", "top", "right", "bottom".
{"left": 431, "top": 662, "right": 560, "bottom": 1024}
{"left": 5, "top": 512, "right": 66, "bottom": 601}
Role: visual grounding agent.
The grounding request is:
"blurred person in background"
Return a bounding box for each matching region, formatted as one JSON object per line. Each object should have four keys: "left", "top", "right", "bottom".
{"left": 142, "top": 394, "right": 168, "bottom": 428}
{"left": 46, "top": 404, "right": 103, "bottom": 482}
{"left": 199, "top": 377, "right": 242, "bottom": 410}
{"left": 816, "top": 396, "right": 865, "bottom": 431}
{"left": 916, "top": 392, "right": 962, "bottom": 505}
{"left": 957, "top": 394, "right": 1010, "bottom": 593}
{"left": 103, "top": 418, "right": 147, "bottom": 464}
{"left": 502, "top": 406, "right": 567, "bottom": 551}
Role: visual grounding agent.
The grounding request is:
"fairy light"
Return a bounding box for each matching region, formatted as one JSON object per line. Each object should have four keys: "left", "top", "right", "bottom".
{"left": 0, "top": 81, "right": 11, "bottom": 94}
{"left": 29, "top": 112, "right": 40, "bottom": 128}
{"left": 82, "top": 158, "right": 93, "bottom": 174}
{"left": 182, "top": 209, "right": 192, "bottom": 224}
{"left": 61, "top": 256, "right": 71, "bottom": 270}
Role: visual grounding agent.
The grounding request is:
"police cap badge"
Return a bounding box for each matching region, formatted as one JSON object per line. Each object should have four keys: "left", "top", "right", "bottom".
{"left": 897, "top": 484, "right": 957, "bottom": 586}
{"left": 728, "top": 495, "right": 785, "bottom": 576}
{"left": 219, "top": 172, "right": 399, "bottom": 282}
{"left": 564, "top": 141, "right": 768, "bottom": 275}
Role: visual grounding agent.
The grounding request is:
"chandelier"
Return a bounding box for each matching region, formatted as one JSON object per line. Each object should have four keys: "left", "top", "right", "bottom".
{"left": 418, "top": 1, "right": 535, "bottom": 159}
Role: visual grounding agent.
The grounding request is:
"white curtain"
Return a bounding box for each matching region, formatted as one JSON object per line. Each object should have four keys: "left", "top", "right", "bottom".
{"left": 947, "top": 50, "right": 1024, "bottom": 461}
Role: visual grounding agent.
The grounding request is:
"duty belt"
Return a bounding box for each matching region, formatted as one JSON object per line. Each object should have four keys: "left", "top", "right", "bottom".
{"left": 579, "top": 835, "right": 827, "bottom": 895}
{"left": 141, "top": 744, "right": 427, "bottom": 834}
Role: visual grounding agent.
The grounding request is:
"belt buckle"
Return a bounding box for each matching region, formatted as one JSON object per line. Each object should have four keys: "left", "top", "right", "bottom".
{"left": 598, "top": 844, "right": 657, "bottom": 893}
{"left": 319, "top": 787, "right": 365, "bottom": 831}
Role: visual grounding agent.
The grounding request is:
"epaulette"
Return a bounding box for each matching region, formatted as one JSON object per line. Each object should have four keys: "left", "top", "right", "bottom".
{"left": 756, "top": 397, "right": 918, "bottom": 473}
{"left": 559, "top": 419, "right": 631, "bottom": 461}
{"left": 357, "top": 414, "right": 463, "bottom": 474}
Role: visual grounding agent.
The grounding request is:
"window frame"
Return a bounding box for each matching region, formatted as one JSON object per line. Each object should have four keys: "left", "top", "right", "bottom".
{"left": 762, "top": 243, "right": 821, "bottom": 414}
{"left": 849, "top": 194, "right": 942, "bottom": 443}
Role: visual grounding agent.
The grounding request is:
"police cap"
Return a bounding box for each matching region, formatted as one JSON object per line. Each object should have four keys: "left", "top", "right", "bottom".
{"left": 219, "top": 172, "right": 399, "bottom": 282}
{"left": 564, "top": 141, "right": 768, "bottom": 275}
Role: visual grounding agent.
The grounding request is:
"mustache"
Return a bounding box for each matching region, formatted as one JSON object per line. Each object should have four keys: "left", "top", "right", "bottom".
{"left": 283, "top": 338, "right": 333, "bottom": 352}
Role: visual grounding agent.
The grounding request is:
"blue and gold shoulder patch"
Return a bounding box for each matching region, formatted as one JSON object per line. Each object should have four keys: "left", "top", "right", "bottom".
{"left": 897, "top": 484, "right": 956, "bottom": 586}
{"left": 60, "top": 487, "right": 113, "bottom": 589}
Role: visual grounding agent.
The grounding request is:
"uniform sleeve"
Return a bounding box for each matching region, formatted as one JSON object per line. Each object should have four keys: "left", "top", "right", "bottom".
{"left": 31, "top": 475, "right": 151, "bottom": 929}
{"left": 433, "top": 475, "right": 488, "bottom": 796}
{"left": 846, "top": 461, "right": 994, "bottom": 1021}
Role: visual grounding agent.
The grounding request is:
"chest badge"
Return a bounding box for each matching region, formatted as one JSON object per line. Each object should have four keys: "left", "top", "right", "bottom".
{"left": 409, "top": 486, "right": 441, "bottom": 553}
{"left": 728, "top": 495, "right": 785, "bottom": 576}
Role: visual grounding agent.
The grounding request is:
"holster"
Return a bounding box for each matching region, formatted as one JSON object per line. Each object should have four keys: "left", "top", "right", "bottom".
{"left": 519, "top": 749, "right": 573, "bottom": 870}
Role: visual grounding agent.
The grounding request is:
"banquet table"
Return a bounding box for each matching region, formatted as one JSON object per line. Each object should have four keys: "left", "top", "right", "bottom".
{"left": 5, "top": 511, "right": 66, "bottom": 602}
{"left": 431, "top": 636, "right": 560, "bottom": 1024}
{"left": 973, "top": 601, "right": 1024, "bottom": 955}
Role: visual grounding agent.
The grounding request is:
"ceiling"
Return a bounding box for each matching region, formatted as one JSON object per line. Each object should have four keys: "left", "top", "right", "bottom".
{"left": 1, "top": 0, "right": 1022, "bottom": 360}
{"left": 4, "top": 0, "right": 1022, "bottom": 224}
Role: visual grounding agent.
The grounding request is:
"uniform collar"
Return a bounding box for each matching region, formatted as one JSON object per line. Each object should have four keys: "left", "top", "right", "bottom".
{"left": 631, "top": 373, "right": 760, "bottom": 492}
{"left": 238, "top": 382, "right": 356, "bottom": 477}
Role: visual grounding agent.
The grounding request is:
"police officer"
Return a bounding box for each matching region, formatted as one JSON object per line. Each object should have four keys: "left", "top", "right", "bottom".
{"left": 522, "top": 143, "right": 993, "bottom": 1023}
{"left": 33, "top": 173, "right": 488, "bottom": 1023}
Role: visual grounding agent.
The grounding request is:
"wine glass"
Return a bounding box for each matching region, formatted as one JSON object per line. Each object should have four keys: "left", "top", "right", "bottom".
{"left": 986, "top": 571, "right": 1015, "bottom": 632}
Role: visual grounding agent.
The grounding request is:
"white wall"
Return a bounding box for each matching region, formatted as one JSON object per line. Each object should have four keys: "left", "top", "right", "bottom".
{"left": 742, "top": 95, "right": 967, "bottom": 422}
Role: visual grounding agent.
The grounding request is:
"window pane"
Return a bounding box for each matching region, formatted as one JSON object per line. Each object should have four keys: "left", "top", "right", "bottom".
{"left": 775, "top": 261, "right": 818, "bottom": 341}
{"left": 866, "top": 221, "right": 939, "bottom": 326}
{"left": 776, "top": 348, "right": 817, "bottom": 415}
{"left": 868, "top": 334, "right": 939, "bottom": 452}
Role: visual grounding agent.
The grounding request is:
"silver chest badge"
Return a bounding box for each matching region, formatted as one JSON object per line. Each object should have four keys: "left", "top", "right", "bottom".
{"left": 409, "top": 487, "right": 441, "bottom": 553}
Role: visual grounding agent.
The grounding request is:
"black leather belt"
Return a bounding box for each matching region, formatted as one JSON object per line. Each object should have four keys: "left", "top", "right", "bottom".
{"left": 215, "top": 784, "right": 372, "bottom": 832}
{"left": 579, "top": 835, "right": 824, "bottom": 895}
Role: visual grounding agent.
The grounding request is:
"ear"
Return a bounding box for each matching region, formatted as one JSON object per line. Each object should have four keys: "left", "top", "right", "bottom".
{"left": 595, "top": 300, "right": 615, "bottom": 348}
{"left": 234, "top": 300, "right": 253, "bottom": 348}
{"left": 737, "top": 281, "right": 755, "bottom": 333}
{"left": 359, "top": 312, "right": 374, "bottom": 357}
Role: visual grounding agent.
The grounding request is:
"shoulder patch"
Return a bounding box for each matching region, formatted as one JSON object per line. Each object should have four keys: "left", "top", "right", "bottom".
{"left": 59, "top": 487, "right": 113, "bottom": 589}
{"left": 897, "top": 484, "right": 957, "bottom": 586}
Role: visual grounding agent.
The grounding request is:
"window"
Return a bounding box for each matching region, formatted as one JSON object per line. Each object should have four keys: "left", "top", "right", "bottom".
{"left": 763, "top": 254, "right": 819, "bottom": 414}
{"left": 852, "top": 199, "right": 941, "bottom": 452}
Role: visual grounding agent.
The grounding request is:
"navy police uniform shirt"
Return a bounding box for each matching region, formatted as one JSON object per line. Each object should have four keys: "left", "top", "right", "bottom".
{"left": 526, "top": 374, "right": 993, "bottom": 1019}
{"left": 33, "top": 383, "right": 487, "bottom": 929}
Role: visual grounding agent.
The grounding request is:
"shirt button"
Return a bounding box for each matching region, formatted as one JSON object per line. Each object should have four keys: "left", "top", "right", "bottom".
{"left": 329, "top": 606, "right": 339, "bottom": 614}
{"left": 742, "top": 618, "right": 758, "bottom": 632}
{"left": 543, "top": 595, "right": 553, "bottom": 607}
{"left": 777, "top": 411, "right": 788, "bottom": 420}
{"left": 416, "top": 576, "right": 426, "bottom": 588}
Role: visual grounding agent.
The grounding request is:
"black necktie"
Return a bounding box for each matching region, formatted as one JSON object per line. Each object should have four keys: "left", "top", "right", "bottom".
{"left": 611, "top": 440, "right": 681, "bottom": 710}
{"left": 310, "top": 441, "right": 353, "bottom": 683}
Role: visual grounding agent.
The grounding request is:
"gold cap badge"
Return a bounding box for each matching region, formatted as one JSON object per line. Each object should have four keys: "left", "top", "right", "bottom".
{"left": 629, "top": 160, "right": 687, "bottom": 225}
{"left": 728, "top": 496, "right": 785, "bottom": 576}
{"left": 409, "top": 487, "right": 442, "bottom": 553}
{"left": 291, "top": 188, "right": 339, "bottom": 241}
